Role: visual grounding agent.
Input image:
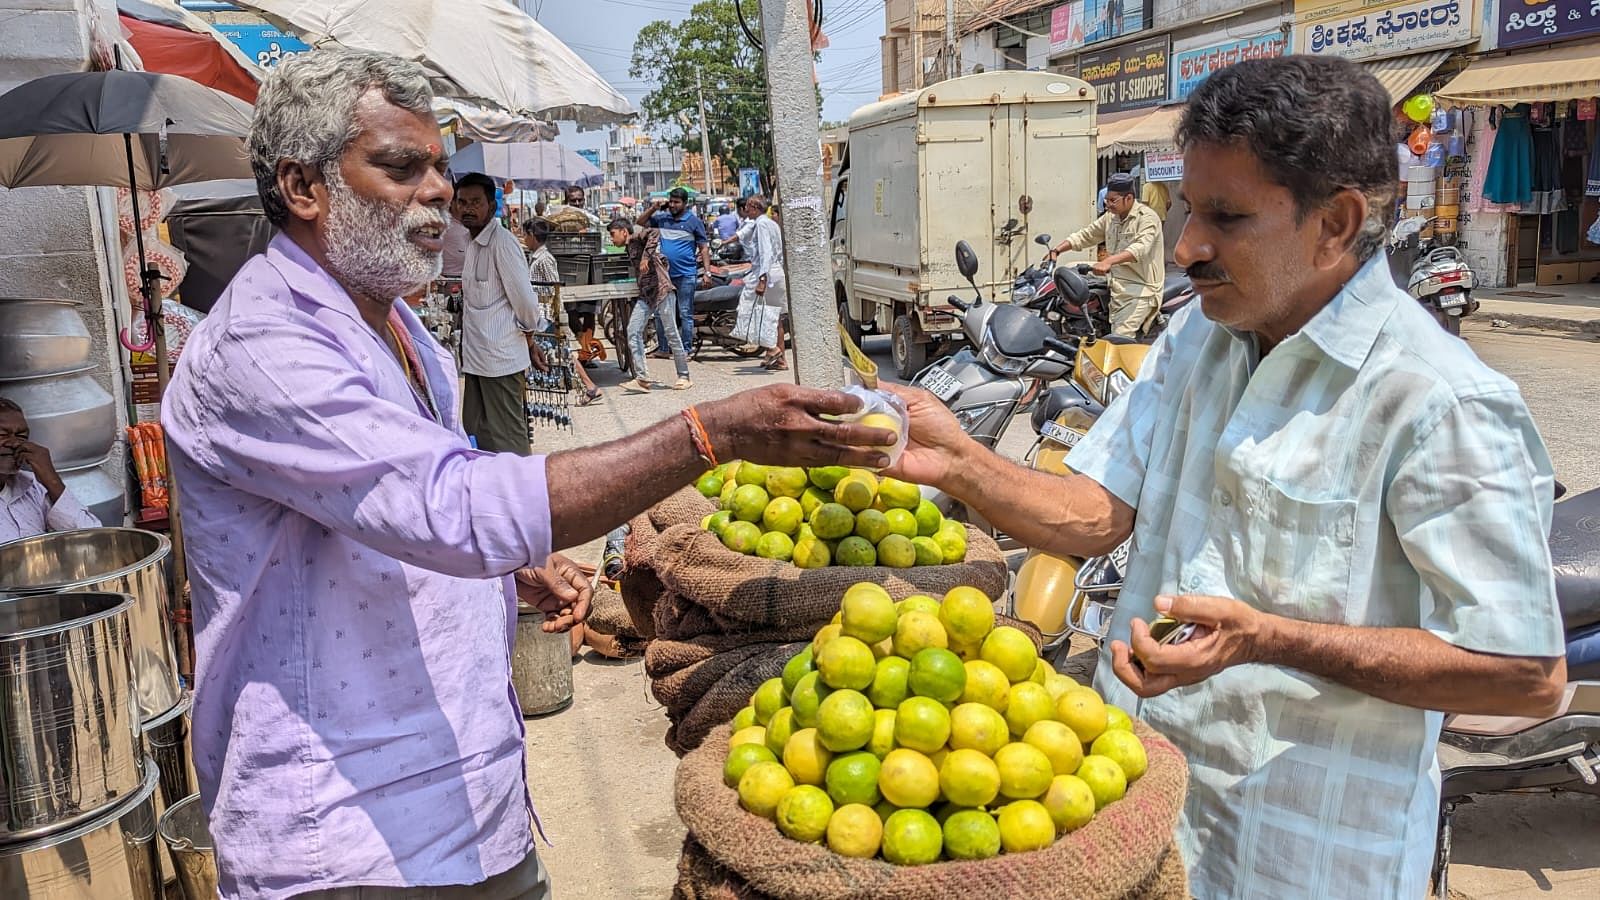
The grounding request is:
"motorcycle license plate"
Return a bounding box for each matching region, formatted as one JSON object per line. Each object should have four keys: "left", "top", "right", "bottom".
{"left": 919, "top": 365, "right": 963, "bottom": 401}
{"left": 1040, "top": 421, "right": 1083, "bottom": 448}
{"left": 1438, "top": 291, "right": 1467, "bottom": 309}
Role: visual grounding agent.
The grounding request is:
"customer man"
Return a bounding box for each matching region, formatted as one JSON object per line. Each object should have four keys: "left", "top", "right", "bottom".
{"left": 735, "top": 195, "right": 788, "bottom": 370}
{"left": 0, "top": 397, "right": 99, "bottom": 543}
{"left": 888, "top": 56, "right": 1565, "bottom": 899}
{"left": 455, "top": 171, "right": 545, "bottom": 454}
{"left": 636, "top": 186, "right": 710, "bottom": 354}
{"left": 1049, "top": 171, "right": 1165, "bottom": 338}
{"left": 562, "top": 184, "right": 586, "bottom": 209}
{"left": 162, "top": 50, "right": 892, "bottom": 900}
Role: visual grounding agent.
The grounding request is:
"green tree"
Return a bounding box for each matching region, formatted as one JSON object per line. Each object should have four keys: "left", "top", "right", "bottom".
{"left": 629, "top": 0, "right": 773, "bottom": 192}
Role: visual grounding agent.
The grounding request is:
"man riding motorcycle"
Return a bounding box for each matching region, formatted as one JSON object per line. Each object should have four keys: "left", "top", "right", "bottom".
{"left": 1048, "top": 172, "right": 1165, "bottom": 338}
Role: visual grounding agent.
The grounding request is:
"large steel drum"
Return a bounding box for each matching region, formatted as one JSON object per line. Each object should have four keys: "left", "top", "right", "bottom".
{"left": 56, "top": 458, "right": 126, "bottom": 527}
{"left": 0, "top": 298, "right": 93, "bottom": 380}
{"left": 0, "top": 367, "right": 117, "bottom": 470}
{"left": 0, "top": 757, "right": 161, "bottom": 900}
{"left": 0, "top": 591, "right": 143, "bottom": 841}
{"left": 0, "top": 528, "right": 183, "bottom": 720}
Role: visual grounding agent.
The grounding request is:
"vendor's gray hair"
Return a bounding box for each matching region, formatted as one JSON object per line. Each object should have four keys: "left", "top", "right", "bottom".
{"left": 249, "top": 49, "right": 434, "bottom": 227}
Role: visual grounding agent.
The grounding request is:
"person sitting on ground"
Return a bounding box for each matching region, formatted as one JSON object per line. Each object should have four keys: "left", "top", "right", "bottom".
{"left": 608, "top": 217, "right": 690, "bottom": 393}
{"left": 520, "top": 216, "right": 602, "bottom": 406}
{"left": 0, "top": 397, "right": 100, "bottom": 543}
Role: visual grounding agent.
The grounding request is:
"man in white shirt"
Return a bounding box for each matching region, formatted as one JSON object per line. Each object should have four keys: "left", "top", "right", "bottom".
{"left": 0, "top": 396, "right": 100, "bottom": 543}
{"left": 455, "top": 172, "right": 547, "bottom": 455}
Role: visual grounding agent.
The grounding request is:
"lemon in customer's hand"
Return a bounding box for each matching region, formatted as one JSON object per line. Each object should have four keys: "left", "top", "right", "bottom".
{"left": 737, "top": 760, "right": 793, "bottom": 819}
{"left": 942, "top": 808, "right": 1002, "bottom": 860}
{"left": 894, "top": 697, "right": 952, "bottom": 754}
{"left": 939, "top": 748, "right": 1001, "bottom": 807}
{"left": 825, "top": 750, "right": 882, "bottom": 806}
{"left": 857, "top": 413, "right": 903, "bottom": 447}
{"left": 826, "top": 803, "right": 883, "bottom": 858}
{"left": 783, "top": 728, "right": 834, "bottom": 786}
{"left": 981, "top": 626, "right": 1039, "bottom": 683}
{"left": 996, "top": 800, "right": 1056, "bottom": 852}
{"left": 817, "top": 636, "right": 876, "bottom": 691}
{"left": 1075, "top": 755, "right": 1128, "bottom": 810}
{"left": 879, "top": 749, "right": 941, "bottom": 809}
{"left": 724, "top": 742, "right": 777, "bottom": 788}
{"left": 1091, "top": 729, "right": 1148, "bottom": 782}
{"left": 949, "top": 702, "right": 1009, "bottom": 757}
{"left": 1042, "top": 773, "right": 1096, "bottom": 832}
{"left": 994, "top": 742, "right": 1055, "bottom": 800}
{"left": 775, "top": 784, "right": 834, "bottom": 843}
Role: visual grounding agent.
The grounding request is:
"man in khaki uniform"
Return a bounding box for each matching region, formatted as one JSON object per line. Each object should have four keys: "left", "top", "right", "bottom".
{"left": 1049, "top": 173, "right": 1165, "bottom": 337}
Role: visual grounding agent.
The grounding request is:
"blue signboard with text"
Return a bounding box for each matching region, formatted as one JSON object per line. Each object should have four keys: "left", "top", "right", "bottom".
{"left": 213, "top": 23, "right": 311, "bottom": 68}
{"left": 1498, "top": 0, "right": 1600, "bottom": 48}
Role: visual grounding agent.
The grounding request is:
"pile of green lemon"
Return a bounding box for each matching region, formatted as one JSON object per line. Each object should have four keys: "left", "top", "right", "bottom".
{"left": 721, "top": 583, "right": 1148, "bottom": 864}
{"left": 696, "top": 462, "right": 966, "bottom": 568}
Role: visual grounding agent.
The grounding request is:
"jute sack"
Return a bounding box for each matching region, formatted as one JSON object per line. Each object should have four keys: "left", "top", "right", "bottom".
{"left": 653, "top": 523, "right": 1009, "bottom": 641}
{"left": 675, "top": 722, "right": 1190, "bottom": 900}
{"left": 583, "top": 583, "right": 647, "bottom": 659}
{"left": 622, "top": 489, "right": 717, "bottom": 640}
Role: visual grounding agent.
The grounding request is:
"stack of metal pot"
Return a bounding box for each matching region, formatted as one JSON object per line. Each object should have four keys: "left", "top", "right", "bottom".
{"left": 0, "top": 298, "right": 127, "bottom": 524}
{"left": 0, "top": 527, "right": 207, "bottom": 898}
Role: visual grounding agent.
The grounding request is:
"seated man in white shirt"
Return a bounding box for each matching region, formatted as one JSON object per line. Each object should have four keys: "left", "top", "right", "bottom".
{"left": 0, "top": 396, "right": 100, "bottom": 543}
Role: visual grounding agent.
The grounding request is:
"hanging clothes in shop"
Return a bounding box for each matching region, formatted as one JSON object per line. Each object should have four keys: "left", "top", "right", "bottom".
{"left": 1468, "top": 109, "right": 1521, "bottom": 215}
{"left": 1484, "top": 104, "right": 1533, "bottom": 206}
{"left": 1527, "top": 121, "right": 1567, "bottom": 215}
{"left": 1587, "top": 134, "right": 1600, "bottom": 197}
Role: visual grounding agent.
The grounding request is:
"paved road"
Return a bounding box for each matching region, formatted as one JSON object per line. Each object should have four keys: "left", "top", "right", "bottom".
{"left": 526, "top": 319, "right": 1599, "bottom": 899}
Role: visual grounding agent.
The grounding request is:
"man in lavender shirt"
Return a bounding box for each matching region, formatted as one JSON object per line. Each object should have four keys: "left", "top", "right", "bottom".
{"left": 161, "top": 50, "right": 892, "bottom": 900}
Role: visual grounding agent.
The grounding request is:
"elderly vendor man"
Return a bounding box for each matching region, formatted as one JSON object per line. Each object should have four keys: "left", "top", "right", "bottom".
{"left": 161, "top": 49, "right": 894, "bottom": 900}
{"left": 0, "top": 397, "right": 100, "bottom": 543}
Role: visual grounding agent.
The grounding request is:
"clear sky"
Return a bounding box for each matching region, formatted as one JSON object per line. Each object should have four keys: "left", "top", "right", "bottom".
{"left": 531, "top": 0, "right": 887, "bottom": 155}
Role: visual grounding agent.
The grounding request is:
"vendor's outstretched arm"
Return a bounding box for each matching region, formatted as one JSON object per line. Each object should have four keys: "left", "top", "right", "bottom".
{"left": 882, "top": 385, "right": 1132, "bottom": 559}
{"left": 546, "top": 385, "right": 896, "bottom": 551}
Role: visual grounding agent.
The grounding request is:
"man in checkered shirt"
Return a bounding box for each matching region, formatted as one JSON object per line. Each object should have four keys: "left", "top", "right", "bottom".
{"left": 889, "top": 56, "right": 1567, "bottom": 898}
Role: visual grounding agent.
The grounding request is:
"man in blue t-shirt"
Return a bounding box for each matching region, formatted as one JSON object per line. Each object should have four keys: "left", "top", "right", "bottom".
{"left": 714, "top": 205, "right": 741, "bottom": 241}
{"left": 636, "top": 187, "right": 710, "bottom": 353}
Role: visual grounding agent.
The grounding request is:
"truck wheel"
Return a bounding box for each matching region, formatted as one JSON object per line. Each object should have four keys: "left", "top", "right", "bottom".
{"left": 838, "top": 293, "right": 865, "bottom": 347}
{"left": 891, "top": 314, "right": 927, "bottom": 380}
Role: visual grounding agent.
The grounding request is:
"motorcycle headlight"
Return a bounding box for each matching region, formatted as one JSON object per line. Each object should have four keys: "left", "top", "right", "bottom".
{"left": 1012, "top": 284, "right": 1037, "bottom": 303}
{"left": 1105, "top": 370, "right": 1135, "bottom": 403}
{"left": 978, "top": 338, "right": 1027, "bottom": 376}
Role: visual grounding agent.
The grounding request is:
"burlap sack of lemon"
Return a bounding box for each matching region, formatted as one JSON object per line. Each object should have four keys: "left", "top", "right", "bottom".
{"left": 673, "top": 584, "right": 1190, "bottom": 900}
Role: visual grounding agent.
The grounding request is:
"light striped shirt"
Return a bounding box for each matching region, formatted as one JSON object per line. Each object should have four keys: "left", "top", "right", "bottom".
{"left": 1068, "top": 254, "right": 1564, "bottom": 899}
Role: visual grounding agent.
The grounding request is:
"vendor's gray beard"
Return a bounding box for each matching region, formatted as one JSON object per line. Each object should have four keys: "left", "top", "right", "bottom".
{"left": 321, "top": 169, "right": 445, "bottom": 302}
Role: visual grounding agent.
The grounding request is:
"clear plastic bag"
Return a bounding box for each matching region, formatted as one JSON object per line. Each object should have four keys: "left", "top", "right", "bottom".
{"left": 836, "top": 382, "right": 909, "bottom": 469}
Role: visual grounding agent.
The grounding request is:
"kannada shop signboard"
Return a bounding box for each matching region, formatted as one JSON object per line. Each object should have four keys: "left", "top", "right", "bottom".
{"left": 1143, "top": 149, "right": 1183, "bottom": 182}
{"left": 1080, "top": 34, "right": 1170, "bottom": 114}
{"left": 1499, "top": 0, "right": 1600, "bottom": 48}
{"left": 1293, "top": 0, "right": 1478, "bottom": 63}
{"left": 213, "top": 23, "right": 311, "bottom": 68}
{"left": 1049, "top": 0, "right": 1153, "bottom": 56}
{"left": 1171, "top": 33, "right": 1289, "bottom": 101}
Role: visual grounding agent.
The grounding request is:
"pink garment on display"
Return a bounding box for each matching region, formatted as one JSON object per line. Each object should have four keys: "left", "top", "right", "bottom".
{"left": 1469, "top": 111, "right": 1521, "bottom": 215}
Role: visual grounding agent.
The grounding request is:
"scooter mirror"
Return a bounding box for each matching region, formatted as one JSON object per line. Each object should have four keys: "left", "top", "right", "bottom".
{"left": 1391, "top": 217, "right": 1425, "bottom": 242}
{"left": 955, "top": 240, "right": 980, "bottom": 284}
{"left": 1035, "top": 234, "right": 1052, "bottom": 247}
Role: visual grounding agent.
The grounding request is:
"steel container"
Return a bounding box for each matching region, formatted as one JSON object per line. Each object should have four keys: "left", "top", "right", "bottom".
{"left": 143, "top": 691, "right": 197, "bottom": 809}
{"left": 56, "top": 457, "right": 127, "bottom": 527}
{"left": 0, "top": 367, "right": 117, "bottom": 469}
{"left": 0, "top": 528, "right": 183, "bottom": 720}
{"left": 158, "top": 794, "right": 218, "bottom": 900}
{"left": 0, "top": 591, "right": 143, "bottom": 842}
{"left": 0, "top": 298, "right": 93, "bottom": 380}
{"left": 0, "top": 757, "right": 161, "bottom": 900}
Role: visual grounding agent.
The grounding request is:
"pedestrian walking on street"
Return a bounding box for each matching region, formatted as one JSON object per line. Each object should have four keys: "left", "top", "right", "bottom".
{"left": 520, "top": 216, "right": 601, "bottom": 406}
{"left": 455, "top": 171, "right": 546, "bottom": 454}
{"left": 160, "top": 48, "right": 897, "bottom": 900}
{"left": 636, "top": 186, "right": 709, "bottom": 355}
{"left": 889, "top": 55, "right": 1567, "bottom": 900}
{"left": 1048, "top": 171, "right": 1166, "bottom": 338}
{"left": 609, "top": 217, "right": 690, "bottom": 392}
{"left": 731, "top": 195, "right": 788, "bottom": 370}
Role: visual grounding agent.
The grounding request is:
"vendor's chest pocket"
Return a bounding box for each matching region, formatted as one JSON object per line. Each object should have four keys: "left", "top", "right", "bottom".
{"left": 1233, "top": 477, "right": 1358, "bottom": 625}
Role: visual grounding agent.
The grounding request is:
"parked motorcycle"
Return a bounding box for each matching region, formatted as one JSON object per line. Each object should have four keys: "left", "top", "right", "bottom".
{"left": 1010, "top": 234, "right": 1059, "bottom": 312}
{"left": 1430, "top": 482, "right": 1600, "bottom": 897}
{"left": 1052, "top": 261, "right": 1197, "bottom": 342}
{"left": 1389, "top": 216, "right": 1478, "bottom": 336}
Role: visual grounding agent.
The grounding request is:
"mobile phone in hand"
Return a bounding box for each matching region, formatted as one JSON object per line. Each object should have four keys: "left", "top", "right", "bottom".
{"left": 1147, "top": 615, "right": 1199, "bottom": 646}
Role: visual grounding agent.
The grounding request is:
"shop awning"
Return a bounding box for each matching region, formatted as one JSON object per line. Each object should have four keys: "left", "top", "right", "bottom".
{"left": 1095, "top": 106, "right": 1185, "bottom": 158}
{"left": 1095, "top": 111, "right": 1144, "bottom": 157}
{"left": 1365, "top": 50, "right": 1454, "bottom": 106}
{"left": 1436, "top": 43, "right": 1600, "bottom": 105}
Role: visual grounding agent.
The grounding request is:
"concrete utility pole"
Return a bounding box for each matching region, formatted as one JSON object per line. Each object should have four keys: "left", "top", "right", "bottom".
{"left": 946, "top": 0, "right": 958, "bottom": 81}
{"left": 760, "top": 0, "right": 843, "bottom": 389}
{"left": 696, "top": 70, "right": 714, "bottom": 196}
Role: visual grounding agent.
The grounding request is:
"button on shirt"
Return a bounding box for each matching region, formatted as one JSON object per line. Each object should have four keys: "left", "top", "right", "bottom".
{"left": 462, "top": 219, "right": 547, "bottom": 378}
{"left": 1065, "top": 201, "right": 1165, "bottom": 302}
{"left": 0, "top": 470, "right": 99, "bottom": 544}
{"left": 1066, "top": 256, "right": 1564, "bottom": 899}
{"left": 161, "top": 234, "right": 553, "bottom": 900}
